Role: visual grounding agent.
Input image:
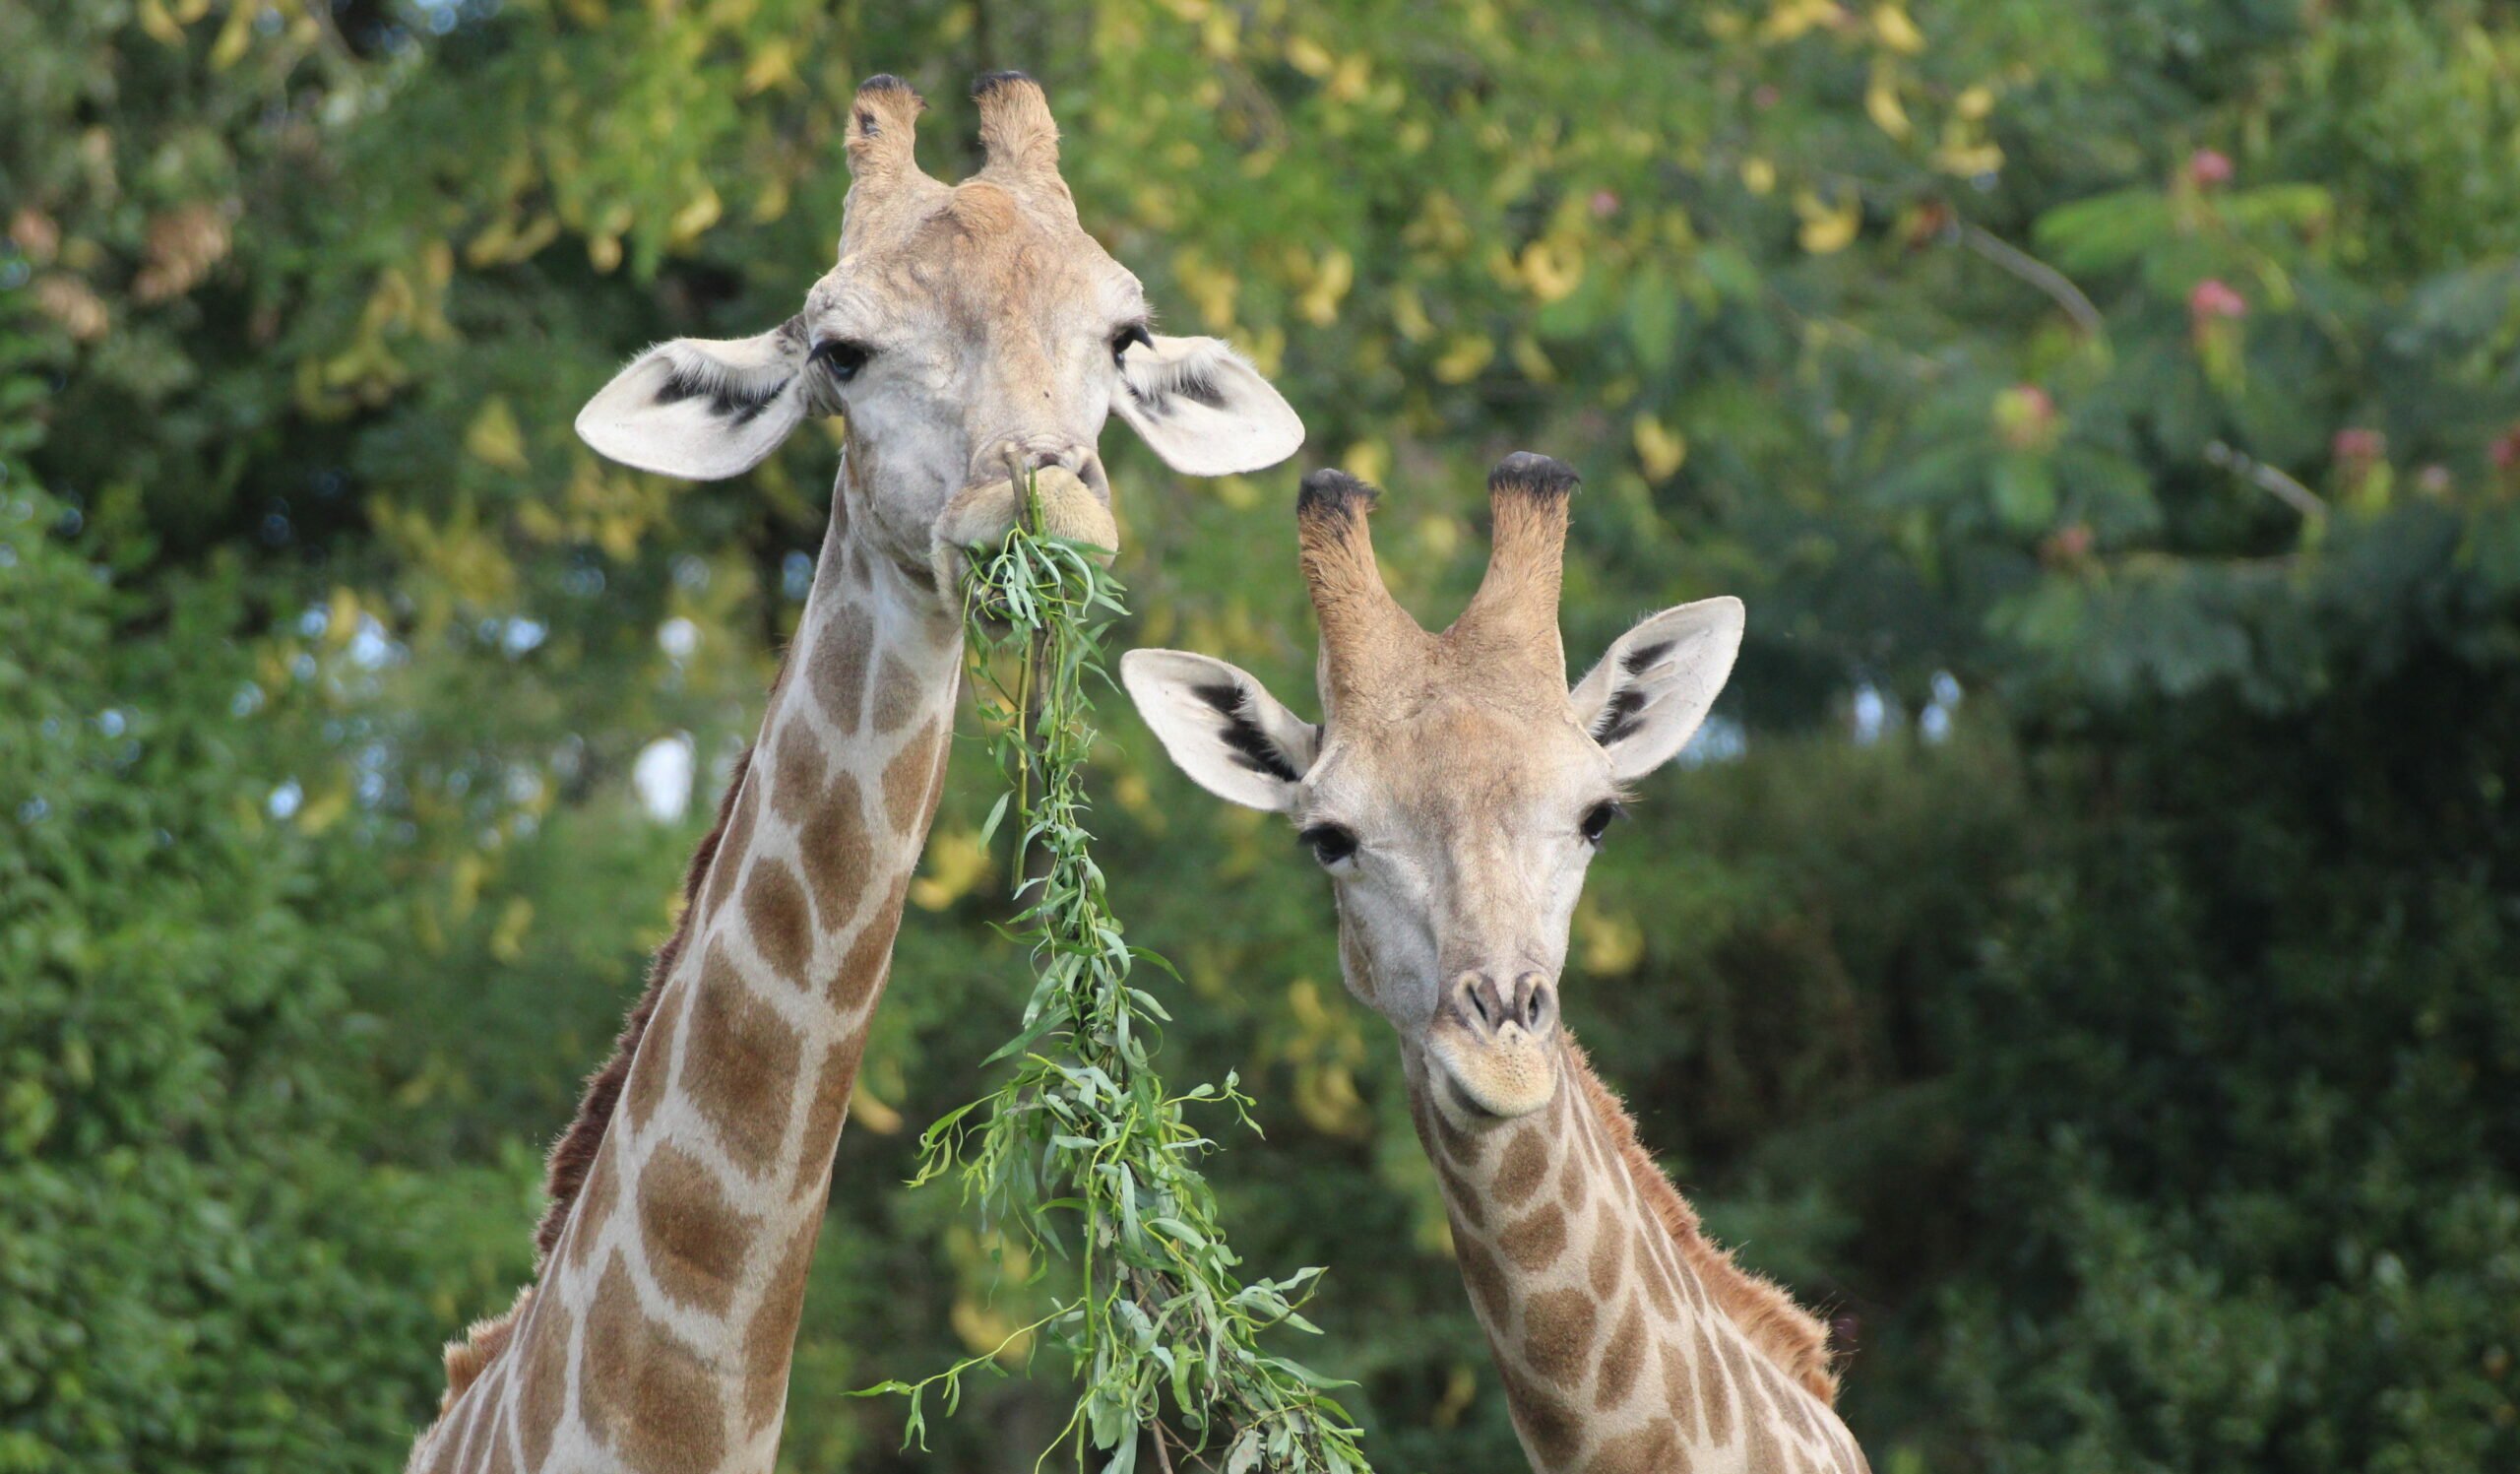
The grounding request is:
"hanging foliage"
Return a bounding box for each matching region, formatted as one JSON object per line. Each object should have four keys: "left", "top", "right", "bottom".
{"left": 855, "top": 489, "right": 1371, "bottom": 1474}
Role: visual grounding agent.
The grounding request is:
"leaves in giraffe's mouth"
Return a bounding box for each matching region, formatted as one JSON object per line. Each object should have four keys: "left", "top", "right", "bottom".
{"left": 856, "top": 475, "right": 1377, "bottom": 1474}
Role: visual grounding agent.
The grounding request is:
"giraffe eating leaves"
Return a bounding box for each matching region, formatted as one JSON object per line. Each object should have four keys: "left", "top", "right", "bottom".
{"left": 1120, "top": 458, "right": 1867, "bottom": 1474}
{"left": 408, "top": 72, "right": 1301, "bottom": 1474}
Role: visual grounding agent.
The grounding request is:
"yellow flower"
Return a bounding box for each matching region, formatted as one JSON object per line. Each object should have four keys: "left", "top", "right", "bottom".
{"left": 1390, "top": 284, "right": 1434, "bottom": 343}
{"left": 850, "top": 1078, "right": 904, "bottom": 1136}
{"left": 1579, "top": 897, "right": 1647, "bottom": 976}
{"left": 464, "top": 397, "right": 530, "bottom": 472}
{"left": 1866, "top": 65, "right": 1913, "bottom": 140}
{"left": 1741, "top": 157, "right": 1778, "bottom": 196}
{"left": 1343, "top": 439, "right": 1390, "bottom": 485}
{"left": 1432, "top": 334, "right": 1495, "bottom": 384}
{"left": 1298, "top": 247, "right": 1354, "bottom": 325}
{"left": 1634, "top": 415, "right": 1688, "bottom": 480}
{"left": 1873, "top": 4, "right": 1925, "bottom": 54}
{"left": 910, "top": 828, "right": 993, "bottom": 911}
{"left": 1934, "top": 136, "right": 2006, "bottom": 177}
{"left": 1511, "top": 334, "right": 1558, "bottom": 384}
{"left": 666, "top": 185, "right": 722, "bottom": 246}
{"left": 1285, "top": 35, "right": 1335, "bottom": 77}
{"left": 1796, "top": 189, "right": 1861, "bottom": 254}
{"left": 1519, "top": 238, "right": 1585, "bottom": 303}
{"left": 488, "top": 898, "right": 536, "bottom": 963}
{"left": 741, "top": 39, "right": 797, "bottom": 96}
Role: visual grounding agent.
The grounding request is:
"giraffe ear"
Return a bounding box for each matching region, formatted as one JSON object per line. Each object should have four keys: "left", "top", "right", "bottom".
{"left": 1113, "top": 335, "right": 1304, "bottom": 477}
{"left": 575, "top": 320, "right": 823, "bottom": 481}
{"left": 1569, "top": 597, "right": 1745, "bottom": 781}
{"left": 1119, "top": 649, "right": 1318, "bottom": 812}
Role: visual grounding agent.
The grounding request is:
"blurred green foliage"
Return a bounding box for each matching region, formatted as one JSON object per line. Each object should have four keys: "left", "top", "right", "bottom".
{"left": 3, "top": 1, "right": 2517, "bottom": 1471}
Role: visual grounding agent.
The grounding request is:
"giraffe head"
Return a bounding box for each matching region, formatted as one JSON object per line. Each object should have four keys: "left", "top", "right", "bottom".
{"left": 1122, "top": 456, "right": 1742, "bottom": 1124}
{"left": 575, "top": 73, "right": 1303, "bottom": 598}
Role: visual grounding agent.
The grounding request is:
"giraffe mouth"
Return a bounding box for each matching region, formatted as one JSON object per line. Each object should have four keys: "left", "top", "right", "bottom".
{"left": 1426, "top": 1020, "right": 1559, "bottom": 1122}
{"left": 1443, "top": 1071, "right": 1503, "bottom": 1123}
{"left": 931, "top": 464, "right": 1120, "bottom": 608}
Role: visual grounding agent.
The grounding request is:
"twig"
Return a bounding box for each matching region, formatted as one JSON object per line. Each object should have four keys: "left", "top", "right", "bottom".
{"left": 2205, "top": 440, "right": 2328, "bottom": 521}
{"left": 1951, "top": 222, "right": 2107, "bottom": 339}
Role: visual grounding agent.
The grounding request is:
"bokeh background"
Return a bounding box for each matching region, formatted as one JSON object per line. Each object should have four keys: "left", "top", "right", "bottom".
{"left": 7, "top": 1, "right": 2520, "bottom": 1470}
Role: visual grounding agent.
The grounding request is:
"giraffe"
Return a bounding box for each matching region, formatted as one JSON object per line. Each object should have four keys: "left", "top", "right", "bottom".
{"left": 1117, "top": 457, "right": 1867, "bottom": 1474}
{"left": 406, "top": 72, "right": 1303, "bottom": 1474}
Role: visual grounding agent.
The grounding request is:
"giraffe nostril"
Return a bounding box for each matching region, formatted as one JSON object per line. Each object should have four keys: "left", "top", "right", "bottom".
{"left": 1449, "top": 971, "right": 1497, "bottom": 1037}
{"left": 1514, "top": 973, "right": 1556, "bottom": 1034}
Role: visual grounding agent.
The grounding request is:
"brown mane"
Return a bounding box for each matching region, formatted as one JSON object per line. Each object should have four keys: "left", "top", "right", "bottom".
{"left": 434, "top": 739, "right": 757, "bottom": 1409}
{"left": 1565, "top": 1042, "right": 1843, "bottom": 1405}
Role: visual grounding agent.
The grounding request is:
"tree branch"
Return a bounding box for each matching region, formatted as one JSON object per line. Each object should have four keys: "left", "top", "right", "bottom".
{"left": 2205, "top": 440, "right": 2328, "bottom": 520}
{"left": 1952, "top": 222, "right": 2107, "bottom": 339}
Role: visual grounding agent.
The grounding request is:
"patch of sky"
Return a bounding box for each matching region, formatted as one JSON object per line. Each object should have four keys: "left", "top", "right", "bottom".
{"left": 1852, "top": 682, "right": 1890, "bottom": 746}
{"left": 1679, "top": 713, "right": 1747, "bottom": 767}
{"left": 633, "top": 734, "right": 696, "bottom": 823}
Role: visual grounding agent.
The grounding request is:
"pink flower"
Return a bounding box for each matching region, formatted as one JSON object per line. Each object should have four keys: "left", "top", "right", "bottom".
{"left": 2332, "top": 426, "right": 2385, "bottom": 465}
{"left": 1993, "top": 384, "right": 2057, "bottom": 451}
{"left": 2189, "top": 279, "right": 2247, "bottom": 321}
{"left": 2041, "top": 524, "right": 2095, "bottom": 567}
{"left": 1752, "top": 84, "right": 1781, "bottom": 110}
{"left": 2187, "top": 149, "right": 2234, "bottom": 188}
{"left": 1590, "top": 190, "right": 1620, "bottom": 220}
{"left": 2491, "top": 427, "right": 2520, "bottom": 472}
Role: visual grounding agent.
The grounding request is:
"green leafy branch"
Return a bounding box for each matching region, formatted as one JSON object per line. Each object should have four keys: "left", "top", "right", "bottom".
{"left": 855, "top": 484, "right": 1371, "bottom": 1474}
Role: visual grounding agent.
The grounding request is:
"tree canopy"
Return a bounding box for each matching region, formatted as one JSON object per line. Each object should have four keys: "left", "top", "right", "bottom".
{"left": 4, "top": 1, "right": 2516, "bottom": 1470}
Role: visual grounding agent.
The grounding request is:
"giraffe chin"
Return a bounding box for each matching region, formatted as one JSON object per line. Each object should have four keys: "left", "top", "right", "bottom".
{"left": 1426, "top": 1026, "right": 1559, "bottom": 1125}
{"left": 931, "top": 465, "right": 1120, "bottom": 603}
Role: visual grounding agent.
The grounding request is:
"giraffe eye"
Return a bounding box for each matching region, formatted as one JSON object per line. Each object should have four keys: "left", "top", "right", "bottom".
{"left": 1111, "top": 321, "right": 1154, "bottom": 365}
{"left": 1579, "top": 801, "right": 1624, "bottom": 845}
{"left": 813, "top": 339, "right": 870, "bottom": 383}
{"left": 1299, "top": 823, "right": 1357, "bottom": 866}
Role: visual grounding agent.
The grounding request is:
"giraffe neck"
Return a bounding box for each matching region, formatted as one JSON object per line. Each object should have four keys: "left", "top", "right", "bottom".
{"left": 415, "top": 472, "right": 963, "bottom": 1474}
{"left": 1403, "top": 1042, "right": 1865, "bottom": 1474}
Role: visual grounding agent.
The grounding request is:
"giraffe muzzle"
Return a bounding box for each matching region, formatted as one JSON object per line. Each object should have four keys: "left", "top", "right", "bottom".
{"left": 930, "top": 441, "right": 1119, "bottom": 601}
{"left": 1427, "top": 969, "right": 1561, "bottom": 1120}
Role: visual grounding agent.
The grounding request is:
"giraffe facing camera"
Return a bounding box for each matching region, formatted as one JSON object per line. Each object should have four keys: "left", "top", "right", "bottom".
{"left": 1122, "top": 455, "right": 1866, "bottom": 1474}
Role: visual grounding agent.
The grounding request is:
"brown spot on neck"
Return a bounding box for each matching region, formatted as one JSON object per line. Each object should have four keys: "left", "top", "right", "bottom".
{"left": 1521, "top": 1285, "right": 1598, "bottom": 1387}
{"left": 1496, "top": 1358, "right": 1586, "bottom": 1467}
{"left": 744, "top": 1213, "right": 826, "bottom": 1431}
{"left": 1585, "top": 1422, "right": 1686, "bottom": 1474}
{"left": 579, "top": 1258, "right": 728, "bottom": 1472}
{"left": 1595, "top": 1297, "right": 1646, "bottom": 1410}
{"left": 683, "top": 938, "right": 806, "bottom": 1169}
{"left": 796, "top": 770, "right": 874, "bottom": 929}
{"left": 868, "top": 652, "right": 922, "bottom": 734}
{"left": 620, "top": 980, "right": 686, "bottom": 1134}
{"left": 513, "top": 1292, "right": 569, "bottom": 1469}
{"left": 526, "top": 739, "right": 759, "bottom": 1277}
{"left": 809, "top": 603, "right": 876, "bottom": 736}
{"left": 1493, "top": 1127, "right": 1548, "bottom": 1207}
{"left": 635, "top": 1140, "right": 759, "bottom": 1315}
{"left": 882, "top": 716, "right": 946, "bottom": 833}
{"left": 827, "top": 873, "right": 909, "bottom": 1012}
{"left": 1497, "top": 1199, "right": 1569, "bottom": 1273}
{"left": 742, "top": 860, "right": 814, "bottom": 985}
